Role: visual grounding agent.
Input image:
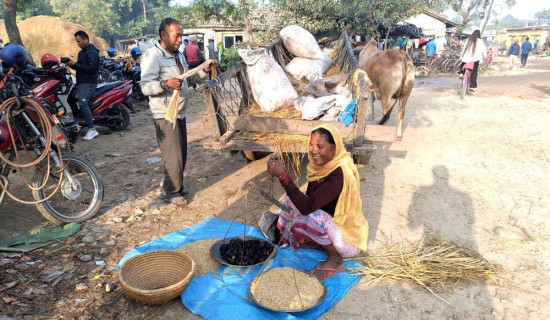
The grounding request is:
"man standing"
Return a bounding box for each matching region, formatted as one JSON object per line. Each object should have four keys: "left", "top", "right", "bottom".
{"left": 426, "top": 38, "right": 437, "bottom": 62}
{"left": 183, "top": 35, "right": 204, "bottom": 69}
{"left": 520, "top": 37, "right": 533, "bottom": 67}
{"left": 205, "top": 38, "right": 218, "bottom": 62}
{"left": 140, "top": 18, "right": 215, "bottom": 206}
{"left": 508, "top": 40, "right": 520, "bottom": 69}
{"left": 66, "top": 30, "right": 100, "bottom": 140}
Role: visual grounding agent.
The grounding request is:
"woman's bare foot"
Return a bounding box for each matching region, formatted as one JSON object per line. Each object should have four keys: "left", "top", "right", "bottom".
{"left": 311, "top": 245, "right": 345, "bottom": 279}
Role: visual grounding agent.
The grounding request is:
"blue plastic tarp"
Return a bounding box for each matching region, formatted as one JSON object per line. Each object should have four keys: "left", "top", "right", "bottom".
{"left": 117, "top": 217, "right": 362, "bottom": 320}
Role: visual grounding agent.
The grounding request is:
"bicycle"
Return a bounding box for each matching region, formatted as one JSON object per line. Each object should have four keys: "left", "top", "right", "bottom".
{"left": 460, "top": 62, "right": 475, "bottom": 99}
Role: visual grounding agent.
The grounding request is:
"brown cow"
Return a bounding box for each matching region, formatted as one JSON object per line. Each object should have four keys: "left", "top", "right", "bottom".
{"left": 358, "top": 40, "right": 415, "bottom": 140}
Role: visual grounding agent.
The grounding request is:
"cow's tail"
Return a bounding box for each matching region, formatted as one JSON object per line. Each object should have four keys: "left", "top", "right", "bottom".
{"left": 379, "top": 52, "right": 408, "bottom": 125}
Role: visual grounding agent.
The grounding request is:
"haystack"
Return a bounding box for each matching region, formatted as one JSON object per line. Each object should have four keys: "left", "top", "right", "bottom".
{"left": 0, "top": 15, "right": 109, "bottom": 65}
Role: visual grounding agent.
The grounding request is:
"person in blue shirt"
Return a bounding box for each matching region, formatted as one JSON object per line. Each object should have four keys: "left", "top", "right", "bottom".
{"left": 520, "top": 37, "right": 533, "bottom": 67}
{"left": 426, "top": 38, "right": 436, "bottom": 62}
{"left": 508, "top": 40, "right": 520, "bottom": 69}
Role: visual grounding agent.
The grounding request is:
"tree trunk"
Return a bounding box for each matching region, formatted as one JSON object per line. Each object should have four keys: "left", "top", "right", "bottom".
{"left": 142, "top": 0, "right": 147, "bottom": 21}
{"left": 384, "top": 27, "right": 391, "bottom": 51}
{"left": 243, "top": 17, "right": 254, "bottom": 43}
{"left": 240, "top": 0, "right": 253, "bottom": 43}
{"left": 3, "top": 0, "right": 24, "bottom": 46}
{"left": 480, "top": 0, "right": 495, "bottom": 35}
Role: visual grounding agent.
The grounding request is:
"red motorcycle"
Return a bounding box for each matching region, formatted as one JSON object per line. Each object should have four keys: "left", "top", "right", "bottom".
{"left": 29, "top": 55, "right": 135, "bottom": 136}
{"left": 0, "top": 72, "right": 104, "bottom": 223}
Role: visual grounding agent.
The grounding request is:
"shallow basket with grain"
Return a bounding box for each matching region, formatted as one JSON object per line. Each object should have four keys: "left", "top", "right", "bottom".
{"left": 118, "top": 250, "right": 195, "bottom": 305}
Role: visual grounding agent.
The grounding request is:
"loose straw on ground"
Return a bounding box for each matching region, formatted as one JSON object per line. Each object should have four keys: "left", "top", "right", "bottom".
{"left": 349, "top": 236, "right": 496, "bottom": 305}
{"left": 166, "top": 59, "right": 217, "bottom": 128}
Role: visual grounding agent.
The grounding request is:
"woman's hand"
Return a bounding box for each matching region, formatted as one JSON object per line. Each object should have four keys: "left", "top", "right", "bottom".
{"left": 267, "top": 155, "right": 286, "bottom": 178}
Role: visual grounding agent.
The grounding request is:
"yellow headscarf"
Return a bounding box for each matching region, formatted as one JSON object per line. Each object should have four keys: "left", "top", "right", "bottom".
{"left": 307, "top": 124, "right": 369, "bottom": 251}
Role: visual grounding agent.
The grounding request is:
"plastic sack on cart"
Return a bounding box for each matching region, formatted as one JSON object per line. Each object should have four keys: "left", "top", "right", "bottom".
{"left": 238, "top": 48, "right": 298, "bottom": 112}
{"left": 285, "top": 53, "right": 332, "bottom": 82}
{"left": 301, "top": 75, "right": 349, "bottom": 98}
{"left": 280, "top": 25, "right": 326, "bottom": 60}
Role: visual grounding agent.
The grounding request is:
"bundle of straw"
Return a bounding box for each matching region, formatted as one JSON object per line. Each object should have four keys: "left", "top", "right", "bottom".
{"left": 350, "top": 236, "right": 496, "bottom": 304}
{"left": 244, "top": 101, "right": 302, "bottom": 119}
{"left": 252, "top": 132, "right": 309, "bottom": 177}
{"left": 165, "top": 59, "right": 217, "bottom": 128}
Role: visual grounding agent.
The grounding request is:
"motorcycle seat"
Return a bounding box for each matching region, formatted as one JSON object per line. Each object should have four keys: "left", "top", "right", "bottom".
{"left": 93, "top": 81, "right": 123, "bottom": 97}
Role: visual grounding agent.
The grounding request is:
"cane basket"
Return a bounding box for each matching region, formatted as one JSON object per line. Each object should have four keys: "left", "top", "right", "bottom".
{"left": 119, "top": 250, "right": 195, "bottom": 305}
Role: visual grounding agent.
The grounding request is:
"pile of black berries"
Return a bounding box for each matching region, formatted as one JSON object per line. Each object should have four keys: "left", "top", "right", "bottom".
{"left": 220, "top": 238, "right": 274, "bottom": 266}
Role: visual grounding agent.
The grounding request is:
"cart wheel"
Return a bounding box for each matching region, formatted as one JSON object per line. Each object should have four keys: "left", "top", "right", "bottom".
{"left": 241, "top": 150, "right": 270, "bottom": 161}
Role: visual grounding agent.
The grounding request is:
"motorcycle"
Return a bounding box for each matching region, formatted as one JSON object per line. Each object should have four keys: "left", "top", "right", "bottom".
{"left": 0, "top": 72, "right": 104, "bottom": 223}
{"left": 109, "top": 59, "right": 146, "bottom": 101}
{"left": 28, "top": 57, "right": 135, "bottom": 136}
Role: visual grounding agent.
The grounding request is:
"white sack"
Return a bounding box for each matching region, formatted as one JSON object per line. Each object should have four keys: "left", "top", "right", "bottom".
{"left": 238, "top": 48, "right": 298, "bottom": 112}
{"left": 295, "top": 92, "right": 353, "bottom": 121}
{"left": 280, "top": 25, "right": 325, "bottom": 60}
{"left": 285, "top": 53, "right": 332, "bottom": 82}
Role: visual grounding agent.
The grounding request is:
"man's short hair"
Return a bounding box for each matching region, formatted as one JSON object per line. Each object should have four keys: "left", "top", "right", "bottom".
{"left": 74, "top": 30, "right": 89, "bottom": 40}
{"left": 525, "top": 37, "right": 529, "bottom": 41}
{"left": 159, "top": 18, "right": 181, "bottom": 38}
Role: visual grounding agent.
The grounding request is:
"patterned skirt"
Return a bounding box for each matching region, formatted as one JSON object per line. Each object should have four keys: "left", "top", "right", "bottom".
{"left": 276, "top": 196, "right": 361, "bottom": 258}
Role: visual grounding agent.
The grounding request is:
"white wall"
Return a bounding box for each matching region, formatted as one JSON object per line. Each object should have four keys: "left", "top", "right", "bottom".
{"left": 407, "top": 13, "right": 447, "bottom": 37}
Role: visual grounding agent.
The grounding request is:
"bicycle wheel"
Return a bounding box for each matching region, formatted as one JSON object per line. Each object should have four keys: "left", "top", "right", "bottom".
{"left": 453, "top": 60, "right": 463, "bottom": 73}
{"left": 460, "top": 70, "right": 469, "bottom": 99}
{"left": 446, "top": 59, "right": 456, "bottom": 73}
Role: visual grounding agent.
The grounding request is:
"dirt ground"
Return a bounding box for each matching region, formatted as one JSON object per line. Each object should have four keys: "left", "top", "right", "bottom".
{"left": 1, "top": 55, "right": 549, "bottom": 319}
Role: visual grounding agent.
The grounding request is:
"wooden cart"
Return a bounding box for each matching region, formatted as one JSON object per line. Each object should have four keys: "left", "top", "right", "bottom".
{"left": 201, "top": 31, "right": 398, "bottom": 164}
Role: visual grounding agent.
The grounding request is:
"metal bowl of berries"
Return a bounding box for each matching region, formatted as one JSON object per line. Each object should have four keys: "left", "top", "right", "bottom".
{"left": 210, "top": 236, "right": 276, "bottom": 267}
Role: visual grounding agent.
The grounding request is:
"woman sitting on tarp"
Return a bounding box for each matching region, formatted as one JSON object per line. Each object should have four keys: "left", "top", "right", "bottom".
{"left": 266, "top": 124, "right": 368, "bottom": 279}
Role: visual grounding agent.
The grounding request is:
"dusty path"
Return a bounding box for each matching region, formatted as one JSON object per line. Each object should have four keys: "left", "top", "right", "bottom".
{"left": 0, "top": 57, "right": 549, "bottom": 319}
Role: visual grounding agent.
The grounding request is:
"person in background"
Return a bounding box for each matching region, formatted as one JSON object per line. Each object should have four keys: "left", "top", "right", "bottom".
{"left": 534, "top": 39, "right": 539, "bottom": 53}
{"left": 426, "top": 38, "right": 437, "bottom": 62}
{"left": 459, "top": 29, "right": 486, "bottom": 94}
{"left": 140, "top": 18, "right": 216, "bottom": 206}
{"left": 520, "top": 37, "right": 533, "bottom": 67}
{"left": 183, "top": 36, "right": 204, "bottom": 69}
{"left": 66, "top": 30, "right": 100, "bottom": 140}
{"left": 267, "top": 124, "right": 368, "bottom": 280}
{"left": 508, "top": 40, "right": 520, "bottom": 70}
{"left": 205, "top": 38, "right": 218, "bottom": 62}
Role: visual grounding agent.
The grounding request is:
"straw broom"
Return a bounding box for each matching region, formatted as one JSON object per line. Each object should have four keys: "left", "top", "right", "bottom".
{"left": 165, "top": 59, "right": 217, "bottom": 129}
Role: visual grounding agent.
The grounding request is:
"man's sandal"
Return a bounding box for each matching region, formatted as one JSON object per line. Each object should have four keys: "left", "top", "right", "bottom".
{"left": 160, "top": 195, "right": 188, "bottom": 206}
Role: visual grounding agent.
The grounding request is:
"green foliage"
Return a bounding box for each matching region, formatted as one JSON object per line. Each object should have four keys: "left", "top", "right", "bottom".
{"left": 217, "top": 44, "right": 242, "bottom": 72}
{"left": 534, "top": 8, "right": 550, "bottom": 22}
{"left": 17, "top": 0, "right": 55, "bottom": 20}
{"left": 50, "top": 0, "right": 119, "bottom": 38}
{"left": 449, "top": 0, "right": 516, "bottom": 32}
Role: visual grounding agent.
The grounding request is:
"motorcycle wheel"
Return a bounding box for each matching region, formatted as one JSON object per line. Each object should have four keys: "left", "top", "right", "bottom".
{"left": 32, "top": 155, "right": 104, "bottom": 223}
{"left": 110, "top": 71, "right": 124, "bottom": 82}
{"left": 106, "top": 106, "right": 130, "bottom": 131}
{"left": 98, "top": 69, "right": 111, "bottom": 84}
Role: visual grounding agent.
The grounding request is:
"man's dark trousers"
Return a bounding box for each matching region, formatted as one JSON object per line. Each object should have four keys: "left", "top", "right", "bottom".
{"left": 71, "top": 83, "right": 96, "bottom": 128}
{"left": 521, "top": 53, "right": 529, "bottom": 66}
{"left": 154, "top": 118, "right": 187, "bottom": 197}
